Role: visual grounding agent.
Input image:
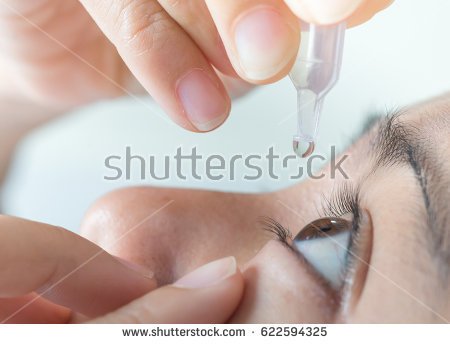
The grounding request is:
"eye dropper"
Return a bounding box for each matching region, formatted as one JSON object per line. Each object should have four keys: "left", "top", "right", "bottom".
{"left": 289, "top": 22, "right": 346, "bottom": 158}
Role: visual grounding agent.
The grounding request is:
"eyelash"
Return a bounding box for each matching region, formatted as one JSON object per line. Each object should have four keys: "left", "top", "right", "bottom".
{"left": 260, "top": 183, "right": 363, "bottom": 285}
{"left": 321, "top": 183, "right": 362, "bottom": 234}
{"left": 261, "top": 183, "right": 361, "bottom": 240}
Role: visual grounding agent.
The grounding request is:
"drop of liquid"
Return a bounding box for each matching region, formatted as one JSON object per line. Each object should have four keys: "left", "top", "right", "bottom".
{"left": 293, "top": 137, "right": 315, "bottom": 158}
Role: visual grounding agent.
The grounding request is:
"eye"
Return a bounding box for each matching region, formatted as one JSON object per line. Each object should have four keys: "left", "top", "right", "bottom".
{"left": 293, "top": 217, "right": 352, "bottom": 289}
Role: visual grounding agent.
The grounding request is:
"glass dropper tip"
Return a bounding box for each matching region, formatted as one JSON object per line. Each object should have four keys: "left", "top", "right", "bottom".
{"left": 293, "top": 136, "right": 315, "bottom": 158}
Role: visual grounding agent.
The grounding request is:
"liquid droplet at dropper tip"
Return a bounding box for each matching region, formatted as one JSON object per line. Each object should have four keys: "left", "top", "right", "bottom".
{"left": 293, "top": 137, "right": 315, "bottom": 158}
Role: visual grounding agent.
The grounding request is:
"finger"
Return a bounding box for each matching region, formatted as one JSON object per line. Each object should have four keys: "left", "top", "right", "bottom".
{"left": 79, "top": 0, "right": 231, "bottom": 132}
{"left": 92, "top": 257, "right": 244, "bottom": 323}
{"left": 284, "top": 0, "right": 394, "bottom": 26}
{"left": 157, "top": 0, "right": 235, "bottom": 76}
{"left": 0, "top": 293, "right": 71, "bottom": 324}
{"left": 346, "top": 0, "right": 394, "bottom": 27}
{"left": 218, "top": 70, "right": 254, "bottom": 99}
{"left": 0, "top": 215, "right": 155, "bottom": 318}
{"left": 205, "top": 0, "right": 300, "bottom": 83}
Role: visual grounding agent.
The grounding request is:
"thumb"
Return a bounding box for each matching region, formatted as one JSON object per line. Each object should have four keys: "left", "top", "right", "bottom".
{"left": 284, "top": 0, "right": 393, "bottom": 25}
{"left": 91, "top": 257, "right": 244, "bottom": 324}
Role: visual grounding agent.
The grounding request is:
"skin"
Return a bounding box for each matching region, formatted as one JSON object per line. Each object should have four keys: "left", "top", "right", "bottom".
{"left": 0, "top": 0, "right": 393, "bottom": 132}
{"left": 0, "top": 216, "right": 244, "bottom": 324}
{"left": 1, "top": 95, "right": 448, "bottom": 323}
{"left": 0, "top": 1, "right": 399, "bottom": 323}
{"left": 0, "top": 0, "right": 392, "bottom": 181}
{"left": 76, "top": 94, "right": 449, "bottom": 323}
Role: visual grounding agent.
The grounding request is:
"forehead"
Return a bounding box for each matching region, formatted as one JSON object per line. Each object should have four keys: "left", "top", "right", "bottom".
{"left": 406, "top": 94, "right": 450, "bottom": 142}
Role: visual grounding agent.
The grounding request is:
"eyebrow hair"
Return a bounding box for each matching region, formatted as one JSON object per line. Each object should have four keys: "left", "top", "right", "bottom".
{"left": 369, "top": 112, "right": 450, "bottom": 276}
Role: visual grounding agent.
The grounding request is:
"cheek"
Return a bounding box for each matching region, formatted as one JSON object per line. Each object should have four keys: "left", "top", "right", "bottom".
{"left": 230, "top": 242, "right": 336, "bottom": 323}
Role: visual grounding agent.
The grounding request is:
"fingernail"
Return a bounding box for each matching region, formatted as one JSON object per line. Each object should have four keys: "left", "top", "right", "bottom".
{"left": 114, "top": 256, "right": 154, "bottom": 280}
{"left": 174, "top": 256, "right": 237, "bottom": 289}
{"left": 177, "top": 69, "right": 230, "bottom": 132}
{"left": 300, "top": 0, "right": 364, "bottom": 24}
{"left": 234, "top": 6, "right": 297, "bottom": 81}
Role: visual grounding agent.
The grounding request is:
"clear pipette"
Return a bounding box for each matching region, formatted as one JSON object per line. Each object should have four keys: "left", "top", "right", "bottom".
{"left": 289, "top": 22, "right": 346, "bottom": 158}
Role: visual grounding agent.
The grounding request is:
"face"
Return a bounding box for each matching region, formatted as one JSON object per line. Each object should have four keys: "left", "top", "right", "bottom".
{"left": 80, "top": 94, "right": 450, "bottom": 323}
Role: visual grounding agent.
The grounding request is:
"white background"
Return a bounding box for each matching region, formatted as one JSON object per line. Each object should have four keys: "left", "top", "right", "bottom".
{"left": 0, "top": 324, "right": 449, "bottom": 343}
{"left": 1, "top": 0, "right": 450, "bottom": 231}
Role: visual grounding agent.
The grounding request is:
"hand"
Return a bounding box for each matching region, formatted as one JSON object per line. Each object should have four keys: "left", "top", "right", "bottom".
{"left": 0, "top": 215, "right": 243, "bottom": 323}
{"left": 0, "top": 0, "right": 392, "bottom": 132}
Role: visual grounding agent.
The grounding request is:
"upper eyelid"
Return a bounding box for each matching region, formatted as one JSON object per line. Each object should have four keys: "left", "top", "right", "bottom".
{"left": 319, "top": 184, "right": 366, "bottom": 281}
{"left": 320, "top": 183, "right": 360, "bottom": 216}
{"left": 260, "top": 183, "right": 362, "bottom": 243}
{"left": 319, "top": 183, "right": 362, "bottom": 233}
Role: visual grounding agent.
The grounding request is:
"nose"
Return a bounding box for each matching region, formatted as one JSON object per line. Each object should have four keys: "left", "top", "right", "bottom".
{"left": 80, "top": 187, "right": 274, "bottom": 286}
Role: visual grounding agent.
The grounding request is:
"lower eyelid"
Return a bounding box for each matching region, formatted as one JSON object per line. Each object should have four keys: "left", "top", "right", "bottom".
{"left": 253, "top": 240, "right": 340, "bottom": 321}
{"left": 340, "top": 209, "right": 373, "bottom": 314}
{"left": 273, "top": 239, "right": 340, "bottom": 302}
{"left": 260, "top": 212, "right": 373, "bottom": 313}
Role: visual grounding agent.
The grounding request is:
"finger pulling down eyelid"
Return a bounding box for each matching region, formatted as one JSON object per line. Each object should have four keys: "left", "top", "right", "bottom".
{"left": 233, "top": 241, "right": 339, "bottom": 323}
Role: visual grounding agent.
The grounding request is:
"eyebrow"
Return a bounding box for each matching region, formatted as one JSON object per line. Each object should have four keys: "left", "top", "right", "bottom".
{"left": 369, "top": 112, "right": 450, "bottom": 275}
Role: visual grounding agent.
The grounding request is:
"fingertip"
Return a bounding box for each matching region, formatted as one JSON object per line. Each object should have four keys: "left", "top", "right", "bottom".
{"left": 241, "top": 55, "right": 297, "bottom": 85}
{"left": 166, "top": 256, "right": 245, "bottom": 322}
{"left": 218, "top": 72, "right": 255, "bottom": 99}
{"left": 92, "top": 257, "right": 245, "bottom": 323}
{"left": 174, "top": 256, "right": 238, "bottom": 289}
{"left": 232, "top": 6, "right": 300, "bottom": 82}
{"left": 285, "top": 0, "right": 365, "bottom": 25}
{"left": 346, "top": 0, "right": 394, "bottom": 27}
{"left": 113, "top": 256, "right": 158, "bottom": 290}
{"left": 176, "top": 69, "right": 231, "bottom": 132}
